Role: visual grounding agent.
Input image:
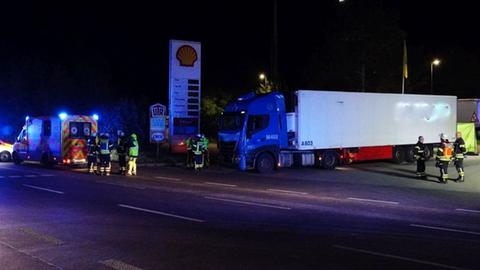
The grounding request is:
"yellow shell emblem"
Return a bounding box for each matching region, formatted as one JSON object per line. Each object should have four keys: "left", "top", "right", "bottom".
{"left": 176, "top": 45, "right": 198, "bottom": 67}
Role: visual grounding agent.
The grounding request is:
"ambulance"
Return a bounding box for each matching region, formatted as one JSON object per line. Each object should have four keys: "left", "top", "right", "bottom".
{"left": 12, "top": 113, "right": 98, "bottom": 166}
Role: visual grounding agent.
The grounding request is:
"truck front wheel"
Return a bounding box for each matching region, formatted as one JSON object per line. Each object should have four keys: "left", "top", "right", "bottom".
{"left": 255, "top": 153, "right": 275, "bottom": 173}
{"left": 12, "top": 152, "right": 23, "bottom": 165}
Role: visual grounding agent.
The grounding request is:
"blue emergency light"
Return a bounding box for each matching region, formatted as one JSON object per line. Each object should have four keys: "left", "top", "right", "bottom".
{"left": 59, "top": 112, "right": 68, "bottom": 120}
{"left": 92, "top": 114, "right": 99, "bottom": 121}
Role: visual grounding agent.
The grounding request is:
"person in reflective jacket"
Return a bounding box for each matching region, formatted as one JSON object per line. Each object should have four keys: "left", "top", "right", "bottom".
{"left": 414, "top": 136, "right": 427, "bottom": 179}
{"left": 98, "top": 133, "right": 113, "bottom": 176}
{"left": 127, "top": 133, "right": 139, "bottom": 176}
{"left": 453, "top": 132, "right": 467, "bottom": 182}
{"left": 87, "top": 133, "right": 98, "bottom": 174}
{"left": 436, "top": 134, "right": 452, "bottom": 184}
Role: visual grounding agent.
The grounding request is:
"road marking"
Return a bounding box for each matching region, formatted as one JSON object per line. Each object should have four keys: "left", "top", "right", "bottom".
{"left": 19, "top": 227, "right": 64, "bottom": 245}
{"left": 204, "top": 182, "right": 237, "bottom": 187}
{"left": 333, "top": 245, "right": 469, "bottom": 270}
{"left": 100, "top": 259, "right": 143, "bottom": 270}
{"left": 410, "top": 224, "right": 480, "bottom": 236}
{"left": 347, "top": 197, "right": 399, "bottom": 205}
{"left": 0, "top": 176, "right": 4, "bottom": 178}
{"left": 8, "top": 175, "right": 21, "bottom": 178}
{"left": 267, "top": 189, "right": 308, "bottom": 195}
{"left": 22, "top": 184, "right": 65, "bottom": 194}
{"left": 0, "top": 239, "right": 64, "bottom": 269}
{"left": 24, "top": 175, "right": 38, "bottom": 178}
{"left": 456, "top": 208, "right": 480, "bottom": 214}
{"left": 155, "top": 176, "right": 182, "bottom": 181}
{"left": 118, "top": 204, "right": 204, "bottom": 223}
{"left": 40, "top": 174, "right": 56, "bottom": 177}
{"left": 205, "top": 196, "right": 291, "bottom": 210}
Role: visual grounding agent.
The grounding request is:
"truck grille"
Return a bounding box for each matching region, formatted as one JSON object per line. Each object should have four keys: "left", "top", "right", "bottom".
{"left": 219, "top": 141, "right": 237, "bottom": 164}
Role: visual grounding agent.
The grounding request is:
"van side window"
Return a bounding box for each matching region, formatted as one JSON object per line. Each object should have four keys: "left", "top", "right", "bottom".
{"left": 247, "top": 115, "right": 269, "bottom": 136}
{"left": 42, "top": 120, "right": 51, "bottom": 136}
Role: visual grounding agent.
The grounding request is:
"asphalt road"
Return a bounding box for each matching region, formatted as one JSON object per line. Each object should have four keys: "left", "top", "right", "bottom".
{"left": 1, "top": 157, "right": 480, "bottom": 270}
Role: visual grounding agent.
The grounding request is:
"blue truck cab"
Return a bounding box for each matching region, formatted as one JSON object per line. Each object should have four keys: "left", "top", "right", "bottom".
{"left": 218, "top": 91, "right": 288, "bottom": 172}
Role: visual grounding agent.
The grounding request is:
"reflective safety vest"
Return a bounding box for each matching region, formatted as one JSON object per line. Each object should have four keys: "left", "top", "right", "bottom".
{"left": 454, "top": 138, "right": 467, "bottom": 159}
{"left": 99, "top": 137, "right": 111, "bottom": 155}
{"left": 414, "top": 142, "right": 426, "bottom": 160}
{"left": 437, "top": 145, "right": 453, "bottom": 162}
{"left": 129, "top": 139, "right": 139, "bottom": 157}
{"left": 191, "top": 140, "right": 205, "bottom": 155}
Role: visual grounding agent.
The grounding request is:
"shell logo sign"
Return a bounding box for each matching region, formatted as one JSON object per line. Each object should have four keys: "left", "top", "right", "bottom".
{"left": 176, "top": 45, "right": 198, "bottom": 67}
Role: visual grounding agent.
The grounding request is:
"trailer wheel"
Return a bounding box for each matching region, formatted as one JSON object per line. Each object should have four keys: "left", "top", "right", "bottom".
{"left": 392, "top": 147, "right": 405, "bottom": 164}
{"left": 12, "top": 152, "right": 23, "bottom": 165}
{"left": 405, "top": 146, "right": 415, "bottom": 163}
{"left": 255, "top": 153, "right": 275, "bottom": 173}
{"left": 0, "top": 151, "right": 11, "bottom": 162}
{"left": 424, "top": 145, "right": 432, "bottom": 161}
{"left": 321, "top": 150, "right": 339, "bottom": 170}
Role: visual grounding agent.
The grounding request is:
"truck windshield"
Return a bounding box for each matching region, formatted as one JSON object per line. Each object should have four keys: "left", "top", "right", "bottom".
{"left": 220, "top": 113, "right": 245, "bottom": 132}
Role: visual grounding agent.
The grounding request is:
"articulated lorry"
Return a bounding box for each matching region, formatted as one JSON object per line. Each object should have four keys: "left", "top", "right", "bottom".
{"left": 218, "top": 90, "right": 457, "bottom": 172}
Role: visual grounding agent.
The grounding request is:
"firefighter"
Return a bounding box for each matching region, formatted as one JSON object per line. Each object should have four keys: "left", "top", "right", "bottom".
{"left": 98, "top": 133, "right": 113, "bottom": 176}
{"left": 185, "top": 136, "right": 193, "bottom": 168}
{"left": 453, "top": 131, "right": 467, "bottom": 182}
{"left": 436, "top": 134, "right": 453, "bottom": 183}
{"left": 200, "top": 134, "right": 209, "bottom": 168}
{"left": 191, "top": 134, "right": 206, "bottom": 170}
{"left": 127, "top": 133, "right": 139, "bottom": 176}
{"left": 414, "top": 136, "right": 427, "bottom": 179}
{"left": 87, "top": 133, "right": 98, "bottom": 174}
{"left": 116, "top": 130, "right": 128, "bottom": 175}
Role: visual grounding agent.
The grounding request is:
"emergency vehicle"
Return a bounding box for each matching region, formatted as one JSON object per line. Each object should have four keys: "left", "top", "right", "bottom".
{"left": 12, "top": 114, "right": 98, "bottom": 166}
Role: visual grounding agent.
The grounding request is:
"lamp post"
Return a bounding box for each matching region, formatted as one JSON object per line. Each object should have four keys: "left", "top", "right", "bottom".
{"left": 430, "top": 58, "right": 441, "bottom": 94}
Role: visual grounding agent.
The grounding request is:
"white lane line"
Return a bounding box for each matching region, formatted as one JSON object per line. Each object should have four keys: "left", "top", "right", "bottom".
{"left": 204, "top": 182, "right": 237, "bottom": 187}
{"left": 347, "top": 197, "right": 399, "bottom": 205}
{"left": 40, "top": 174, "right": 56, "bottom": 177}
{"left": 205, "top": 196, "right": 291, "bottom": 210}
{"left": 24, "top": 175, "right": 38, "bottom": 178}
{"left": 456, "top": 208, "right": 480, "bottom": 214}
{"left": 0, "top": 176, "right": 4, "bottom": 178}
{"left": 333, "top": 245, "right": 469, "bottom": 270}
{"left": 8, "top": 175, "right": 22, "bottom": 178}
{"left": 154, "top": 176, "right": 182, "bottom": 181}
{"left": 22, "top": 184, "right": 65, "bottom": 195}
{"left": 100, "top": 259, "right": 143, "bottom": 270}
{"left": 267, "top": 188, "right": 308, "bottom": 195}
{"left": 410, "top": 224, "right": 480, "bottom": 236}
{"left": 118, "top": 204, "right": 204, "bottom": 223}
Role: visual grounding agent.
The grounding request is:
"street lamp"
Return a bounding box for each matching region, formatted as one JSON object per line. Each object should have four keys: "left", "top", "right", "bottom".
{"left": 430, "top": 58, "right": 441, "bottom": 94}
{"left": 259, "top": 73, "right": 268, "bottom": 85}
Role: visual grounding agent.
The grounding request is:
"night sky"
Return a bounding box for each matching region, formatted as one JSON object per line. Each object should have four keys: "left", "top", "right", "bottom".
{"left": 0, "top": 1, "right": 478, "bottom": 135}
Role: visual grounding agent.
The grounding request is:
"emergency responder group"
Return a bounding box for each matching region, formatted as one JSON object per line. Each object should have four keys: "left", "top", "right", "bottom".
{"left": 414, "top": 132, "right": 467, "bottom": 183}
{"left": 87, "top": 131, "right": 139, "bottom": 176}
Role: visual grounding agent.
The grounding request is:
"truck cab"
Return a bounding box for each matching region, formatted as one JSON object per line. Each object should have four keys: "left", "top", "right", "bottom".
{"left": 218, "top": 92, "right": 288, "bottom": 172}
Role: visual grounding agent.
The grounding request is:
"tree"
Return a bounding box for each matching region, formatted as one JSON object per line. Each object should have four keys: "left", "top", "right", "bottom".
{"left": 303, "top": 0, "right": 406, "bottom": 92}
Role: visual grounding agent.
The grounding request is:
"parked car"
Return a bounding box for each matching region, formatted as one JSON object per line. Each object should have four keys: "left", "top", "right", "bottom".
{"left": 0, "top": 140, "right": 13, "bottom": 162}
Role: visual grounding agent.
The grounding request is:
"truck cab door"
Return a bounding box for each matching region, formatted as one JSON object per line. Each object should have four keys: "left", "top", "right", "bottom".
{"left": 246, "top": 114, "right": 278, "bottom": 152}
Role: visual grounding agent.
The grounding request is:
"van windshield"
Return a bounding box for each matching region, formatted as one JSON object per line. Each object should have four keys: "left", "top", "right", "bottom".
{"left": 219, "top": 112, "right": 245, "bottom": 132}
